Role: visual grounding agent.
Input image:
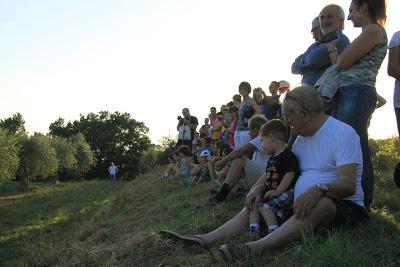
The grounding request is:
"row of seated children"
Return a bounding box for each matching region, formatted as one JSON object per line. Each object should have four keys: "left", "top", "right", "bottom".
{"left": 160, "top": 141, "right": 233, "bottom": 186}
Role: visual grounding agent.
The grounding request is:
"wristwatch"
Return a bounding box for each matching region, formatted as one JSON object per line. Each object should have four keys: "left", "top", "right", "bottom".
{"left": 316, "top": 183, "right": 329, "bottom": 196}
{"left": 327, "top": 46, "right": 337, "bottom": 53}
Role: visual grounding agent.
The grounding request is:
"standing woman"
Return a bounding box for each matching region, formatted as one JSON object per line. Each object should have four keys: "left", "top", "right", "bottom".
{"left": 326, "top": 0, "right": 387, "bottom": 210}
{"left": 388, "top": 31, "right": 400, "bottom": 139}
{"left": 234, "top": 81, "right": 262, "bottom": 149}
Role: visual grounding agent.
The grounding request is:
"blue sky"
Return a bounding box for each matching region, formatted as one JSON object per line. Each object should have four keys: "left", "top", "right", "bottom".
{"left": 1, "top": 0, "right": 399, "bottom": 143}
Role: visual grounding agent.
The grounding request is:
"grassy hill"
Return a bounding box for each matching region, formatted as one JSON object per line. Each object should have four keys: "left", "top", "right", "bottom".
{"left": 1, "top": 138, "right": 399, "bottom": 266}
{"left": 34, "top": 170, "right": 400, "bottom": 266}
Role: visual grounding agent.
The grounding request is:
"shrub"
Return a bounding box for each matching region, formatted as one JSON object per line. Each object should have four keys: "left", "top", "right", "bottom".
{"left": 18, "top": 133, "right": 58, "bottom": 183}
{"left": 370, "top": 137, "right": 400, "bottom": 171}
{"left": 138, "top": 146, "right": 159, "bottom": 174}
{"left": 0, "top": 128, "right": 20, "bottom": 183}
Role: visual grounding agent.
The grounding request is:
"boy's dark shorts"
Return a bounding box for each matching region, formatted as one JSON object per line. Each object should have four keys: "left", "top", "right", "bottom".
{"left": 331, "top": 199, "right": 369, "bottom": 228}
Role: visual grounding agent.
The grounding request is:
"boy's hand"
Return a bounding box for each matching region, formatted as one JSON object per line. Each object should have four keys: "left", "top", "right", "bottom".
{"left": 264, "top": 190, "right": 281, "bottom": 200}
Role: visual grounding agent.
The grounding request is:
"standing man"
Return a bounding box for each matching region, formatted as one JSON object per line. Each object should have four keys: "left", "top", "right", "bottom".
{"left": 108, "top": 162, "right": 118, "bottom": 183}
{"left": 291, "top": 4, "right": 350, "bottom": 86}
{"left": 176, "top": 108, "right": 199, "bottom": 150}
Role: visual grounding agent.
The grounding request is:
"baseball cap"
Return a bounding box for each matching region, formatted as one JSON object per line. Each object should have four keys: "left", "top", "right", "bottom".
{"left": 199, "top": 150, "right": 211, "bottom": 158}
{"left": 311, "top": 17, "right": 320, "bottom": 32}
{"left": 279, "top": 80, "right": 290, "bottom": 89}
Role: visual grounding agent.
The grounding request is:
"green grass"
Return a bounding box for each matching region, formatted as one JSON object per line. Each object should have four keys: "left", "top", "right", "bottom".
{"left": 0, "top": 180, "right": 127, "bottom": 267}
{"left": 22, "top": 167, "right": 397, "bottom": 267}
{"left": 0, "top": 167, "right": 399, "bottom": 266}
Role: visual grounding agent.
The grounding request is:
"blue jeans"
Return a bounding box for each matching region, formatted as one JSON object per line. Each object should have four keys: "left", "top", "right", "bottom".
{"left": 332, "top": 84, "right": 377, "bottom": 209}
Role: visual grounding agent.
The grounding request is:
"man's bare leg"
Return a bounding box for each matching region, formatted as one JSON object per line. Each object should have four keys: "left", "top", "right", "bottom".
{"left": 246, "top": 197, "right": 336, "bottom": 252}
{"left": 198, "top": 207, "right": 250, "bottom": 244}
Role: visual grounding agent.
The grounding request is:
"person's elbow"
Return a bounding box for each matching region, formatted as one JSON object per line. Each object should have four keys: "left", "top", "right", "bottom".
{"left": 336, "top": 57, "right": 350, "bottom": 70}
{"left": 342, "top": 180, "right": 356, "bottom": 197}
{"left": 387, "top": 63, "right": 397, "bottom": 78}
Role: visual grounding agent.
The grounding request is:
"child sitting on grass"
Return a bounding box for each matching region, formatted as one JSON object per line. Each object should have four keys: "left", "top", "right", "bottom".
{"left": 160, "top": 152, "right": 181, "bottom": 180}
{"left": 191, "top": 150, "right": 211, "bottom": 183}
{"left": 177, "top": 145, "right": 193, "bottom": 182}
{"left": 248, "top": 119, "right": 300, "bottom": 236}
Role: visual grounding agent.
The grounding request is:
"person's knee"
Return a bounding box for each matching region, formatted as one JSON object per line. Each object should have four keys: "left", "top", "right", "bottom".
{"left": 317, "top": 197, "right": 336, "bottom": 220}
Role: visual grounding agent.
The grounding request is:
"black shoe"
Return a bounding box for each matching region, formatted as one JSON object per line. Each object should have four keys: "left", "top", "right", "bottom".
{"left": 196, "top": 197, "right": 218, "bottom": 210}
{"left": 159, "top": 230, "right": 206, "bottom": 249}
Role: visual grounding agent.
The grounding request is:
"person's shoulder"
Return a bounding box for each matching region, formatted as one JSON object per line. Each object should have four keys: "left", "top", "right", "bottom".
{"left": 327, "top": 117, "right": 359, "bottom": 141}
{"left": 249, "top": 135, "right": 262, "bottom": 147}
{"left": 389, "top": 31, "right": 400, "bottom": 48}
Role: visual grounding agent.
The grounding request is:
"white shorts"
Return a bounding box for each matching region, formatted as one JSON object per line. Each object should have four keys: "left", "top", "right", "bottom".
{"left": 239, "top": 159, "right": 265, "bottom": 190}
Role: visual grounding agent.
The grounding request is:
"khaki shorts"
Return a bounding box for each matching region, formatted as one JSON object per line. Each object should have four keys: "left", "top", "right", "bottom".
{"left": 239, "top": 159, "right": 265, "bottom": 191}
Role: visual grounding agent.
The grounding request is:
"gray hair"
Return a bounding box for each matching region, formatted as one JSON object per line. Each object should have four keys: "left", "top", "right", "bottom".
{"left": 248, "top": 114, "right": 268, "bottom": 130}
{"left": 321, "top": 4, "right": 345, "bottom": 30}
{"left": 283, "top": 84, "right": 324, "bottom": 116}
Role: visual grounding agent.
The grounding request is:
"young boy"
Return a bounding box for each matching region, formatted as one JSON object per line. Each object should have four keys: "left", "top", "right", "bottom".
{"left": 248, "top": 119, "right": 300, "bottom": 236}
{"left": 177, "top": 145, "right": 193, "bottom": 184}
{"left": 191, "top": 150, "right": 211, "bottom": 183}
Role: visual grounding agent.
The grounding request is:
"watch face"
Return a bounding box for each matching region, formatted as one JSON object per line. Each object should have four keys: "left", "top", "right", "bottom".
{"left": 318, "top": 184, "right": 328, "bottom": 192}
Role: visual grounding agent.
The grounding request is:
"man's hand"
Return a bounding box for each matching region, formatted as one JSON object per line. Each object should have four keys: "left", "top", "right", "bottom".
{"left": 245, "top": 185, "right": 263, "bottom": 211}
{"left": 263, "top": 189, "right": 281, "bottom": 200}
{"left": 293, "top": 186, "right": 322, "bottom": 220}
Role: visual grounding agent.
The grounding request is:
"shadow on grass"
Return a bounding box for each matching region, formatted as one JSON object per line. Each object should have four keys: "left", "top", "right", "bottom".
{"left": 0, "top": 180, "right": 127, "bottom": 267}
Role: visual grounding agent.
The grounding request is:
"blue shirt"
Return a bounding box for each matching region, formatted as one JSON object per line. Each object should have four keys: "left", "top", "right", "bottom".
{"left": 291, "top": 31, "right": 350, "bottom": 86}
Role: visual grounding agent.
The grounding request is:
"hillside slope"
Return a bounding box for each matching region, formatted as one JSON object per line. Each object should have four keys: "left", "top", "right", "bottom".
{"left": 46, "top": 167, "right": 400, "bottom": 266}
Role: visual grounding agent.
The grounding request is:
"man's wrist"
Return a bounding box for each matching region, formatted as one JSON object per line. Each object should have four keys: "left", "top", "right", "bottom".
{"left": 326, "top": 46, "right": 337, "bottom": 53}
{"left": 316, "top": 183, "right": 329, "bottom": 197}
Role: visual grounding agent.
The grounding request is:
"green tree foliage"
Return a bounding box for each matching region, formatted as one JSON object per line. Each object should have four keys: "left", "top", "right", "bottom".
{"left": 49, "top": 111, "right": 150, "bottom": 178}
{"left": 139, "top": 146, "right": 158, "bottom": 174}
{"left": 0, "top": 128, "right": 20, "bottom": 183}
{"left": 50, "top": 136, "right": 77, "bottom": 180}
{"left": 18, "top": 133, "right": 58, "bottom": 183}
{"left": 370, "top": 137, "right": 400, "bottom": 170}
{"left": 69, "top": 133, "right": 96, "bottom": 179}
{"left": 155, "top": 136, "right": 176, "bottom": 164}
{"left": 0, "top": 112, "right": 26, "bottom": 136}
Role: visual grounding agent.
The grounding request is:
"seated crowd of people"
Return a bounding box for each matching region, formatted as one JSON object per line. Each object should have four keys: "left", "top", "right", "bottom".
{"left": 157, "top": 1, "right": 396, "bottom": 263}
{"left": 161, "top": 80, "right": 290, "bottom": 190}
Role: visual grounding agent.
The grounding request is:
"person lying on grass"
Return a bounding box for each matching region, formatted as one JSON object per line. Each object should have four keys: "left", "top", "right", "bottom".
{"left": 160, "top": 85, "right": 368, "bottom": 262}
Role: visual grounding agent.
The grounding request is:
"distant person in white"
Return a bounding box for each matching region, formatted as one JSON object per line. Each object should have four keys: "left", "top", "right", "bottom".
{"left": 108, "top": 162, "right": 118, "bottom": 182}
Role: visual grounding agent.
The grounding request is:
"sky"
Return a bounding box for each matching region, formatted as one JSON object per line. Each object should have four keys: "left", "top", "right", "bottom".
{"left": 1, "top": 0, "right": 399, "bottom": 144}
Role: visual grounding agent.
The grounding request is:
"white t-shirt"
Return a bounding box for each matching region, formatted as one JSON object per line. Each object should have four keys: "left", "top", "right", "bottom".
{"left": 249, "top": 136, "right": 270, "bottom": 170}
{"left": 292, "top": 117, "right": 364, "bottom": 207}
{"left": 109, "top": 165, "right": 118, "bottom": 175}
{"left": 389, "top": 31, "right": 400, "bottom": 108}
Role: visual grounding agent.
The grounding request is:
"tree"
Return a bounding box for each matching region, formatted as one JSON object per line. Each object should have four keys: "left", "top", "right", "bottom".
{"left": 0, "top": 113, "right": 26, "bottom": 136}
{"left": 155, "top": 136, "right": 177, "bottom": 164}
{"left": 69, "top": 133, "right": 95, "bottom": 179}
{"left": 49, "top": 111, "right": 151, "bottom": 179}
{"left": 50, "top": 136, "right": 77, "bottom": 180}
{"left": 0, "top": 128, "right": 20, "bottom": 183}
{"left": 49, "top": 117, "right": 73, "bottom": 138}
{"left": 18, "top": 133, "right": 58, "bottom": 184}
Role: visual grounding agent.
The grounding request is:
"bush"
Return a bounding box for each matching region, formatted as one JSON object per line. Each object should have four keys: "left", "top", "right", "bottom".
{"left": 370, "top": 137, "right": 400, "bottom": 171}
{"left": 18, "top": 133, "right": 58, "bottom": 182}
{"left": 69, "top": 133, "right": 96, "bottom": 179}
{"left": 0, "top": 128, "right": 20, "bottom": 183}
{"left": 51, "top": 136, "right": 77, "bottom": 180}
{"left": 155, "top": 136, "right": 176, "bottom": 165}
{"left": 138, "top": 146, "right": 159, "bottom": 174}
